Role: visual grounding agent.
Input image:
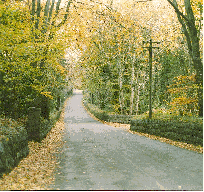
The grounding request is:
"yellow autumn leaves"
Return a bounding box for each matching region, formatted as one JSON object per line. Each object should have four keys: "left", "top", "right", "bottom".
{"left": 167, "top": 75, "right": 198, "bottom": 116}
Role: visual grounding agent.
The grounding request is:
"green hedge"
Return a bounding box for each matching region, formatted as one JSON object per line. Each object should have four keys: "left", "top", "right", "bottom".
{"left": 83, "top": 101, "right": 134, "bottom": 124}
{"left": 84, "top": 101, "right": 203, "bottom": 147}
{"left": 130, "top": 119, "right": 203, "bottom": 146}
{"left": 0, "top": 118, "right": 29, "bottom": 177}
{"left": 83, "top": 101, "right": 109, "bottom": 120}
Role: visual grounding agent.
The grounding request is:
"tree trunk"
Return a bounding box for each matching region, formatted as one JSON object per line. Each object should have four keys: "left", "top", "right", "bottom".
{"left": 35, "top": 0, "right": 41, "bottom": 30}
{"left": 167, "top": 0, "right": 203, "bottom": 116}
{"left": 130, "top": 55, "right": 135, "bottom": 115}
{"left": 135, "top": 72, "right": 140, "bottom": 115}
{"left": 48, "top": 0, "right": 55, "bottom": 24}
{"left": 42, "top": 0, "right": 51, "bottom": 33}
{"left": 31, "top": 0, "right": 35, "bottom": 21}
{"left": 118, "top": 59, "right": 124, "bottom": 114}
{"left": 185, "top": 0, "right": 203, "bottom": 116}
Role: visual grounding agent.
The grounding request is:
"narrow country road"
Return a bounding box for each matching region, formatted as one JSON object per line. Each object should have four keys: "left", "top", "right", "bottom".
{"left": 50, "top": 90, "right": 203, "bottom": 190}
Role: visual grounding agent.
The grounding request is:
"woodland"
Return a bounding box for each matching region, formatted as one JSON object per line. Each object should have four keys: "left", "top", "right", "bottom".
{"left": 78, "top": 0, "right": 203, "bottom": 118}
{"left": 0, "top": 0, "right": 203, "bottom": 187}
{"left": 0, "top": 0, "right": 203, "bottom": 122}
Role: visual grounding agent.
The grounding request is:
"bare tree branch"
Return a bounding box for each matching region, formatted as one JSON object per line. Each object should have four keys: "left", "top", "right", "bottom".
{"left": 57, "top": 0, "right": 73, "bottom": 28}
{"left": 166, "top": 0, "right": 189, "bottom": 22}
{"left": 172, "top": 0, "right": 193, "bottom": 57}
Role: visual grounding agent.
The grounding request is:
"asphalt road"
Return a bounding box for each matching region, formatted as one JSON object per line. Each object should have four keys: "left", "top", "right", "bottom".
{"left": 50, "top": 90, "right": 203, "bottom": 190}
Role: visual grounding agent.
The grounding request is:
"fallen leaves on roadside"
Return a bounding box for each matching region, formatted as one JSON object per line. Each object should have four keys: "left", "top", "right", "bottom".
{"left": 0, "top": 98, "right": 70, "bottom": 190}
{"left": 128, "top": 129, "right": 203, "bottom": 154}
{"left": 83, "top": 100, "right": 203, "bottom": 154}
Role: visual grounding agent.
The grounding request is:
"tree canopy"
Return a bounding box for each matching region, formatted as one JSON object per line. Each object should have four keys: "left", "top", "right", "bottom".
{"left": 75, "top": 0, "right": 203, "bottom": 117}
{"left": 0, "top": 0, "right": 203, "bottom": 118}
{"left": 0, "top": 0, "right": 72, "bottom": 119}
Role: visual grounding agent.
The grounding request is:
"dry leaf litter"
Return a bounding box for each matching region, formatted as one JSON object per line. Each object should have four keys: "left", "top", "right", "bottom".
{"left": 0, "top": 97, "right": 70, "bottom": 190}
{"left": 0, "top": 97, "right": 202, "bottom": 190}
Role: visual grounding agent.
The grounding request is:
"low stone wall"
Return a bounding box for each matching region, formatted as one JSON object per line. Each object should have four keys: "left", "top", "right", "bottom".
{"left": 0, "top": 93, "right": 73, "bottom": 177}
{"left": 0, "top": 125, "right": 29, "bottom": 177}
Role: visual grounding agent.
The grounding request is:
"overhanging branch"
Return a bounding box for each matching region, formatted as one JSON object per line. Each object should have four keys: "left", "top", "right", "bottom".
{"left": 166, "top": 0, "right": 190, "bottom": 22}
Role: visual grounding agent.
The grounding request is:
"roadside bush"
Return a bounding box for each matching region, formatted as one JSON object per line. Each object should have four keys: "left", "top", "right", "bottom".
{"left": 84, "top": 101, "right": 109, "bottom": 121}
{"left": 130, "top": 118, "right": 203, "bottom": 146}
{"left": 0, "top": 117, "right": 29, "bottom": 177}
{"left": 83, "top": 101, "right": 134, "bottom": 123}
{"left": 84, "top": 98, "right": 203, "bottom": 147}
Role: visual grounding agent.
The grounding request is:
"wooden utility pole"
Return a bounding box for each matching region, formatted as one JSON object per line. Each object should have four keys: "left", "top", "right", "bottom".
{"left": 143, "top": 39, "right": 159, "bottom": 119}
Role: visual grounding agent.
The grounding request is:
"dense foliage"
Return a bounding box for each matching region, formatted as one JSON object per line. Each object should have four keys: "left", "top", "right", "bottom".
{"left": 79, "top": 0, "right": 203, "bottom": 118}
{"left": 0, "top": 117, "right": 29, "bottom": 176}
{"left": 0, "top": 1, "right": 72, "bottom": 119}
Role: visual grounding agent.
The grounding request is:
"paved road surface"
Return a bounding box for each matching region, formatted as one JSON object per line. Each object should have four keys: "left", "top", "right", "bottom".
{"left": 50, "top": 90, "right": 203, "bottom": 190}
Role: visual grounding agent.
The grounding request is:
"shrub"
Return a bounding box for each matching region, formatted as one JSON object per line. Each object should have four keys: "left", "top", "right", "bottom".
{"left": 0, "top": 117, "right": 29, "bottom": 176}
{"left": 130, "top": 118, "right": 203, "bottom": 146}
{"left": 84, "top": 101, "right": 134, "bottom": 123}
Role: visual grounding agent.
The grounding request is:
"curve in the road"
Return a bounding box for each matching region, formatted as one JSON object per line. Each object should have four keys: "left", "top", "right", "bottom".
{"left": 50, "top": 91, "right": 203, "bottom": 190}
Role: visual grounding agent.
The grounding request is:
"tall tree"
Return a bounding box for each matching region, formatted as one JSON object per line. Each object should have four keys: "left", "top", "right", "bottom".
{"left": 166, "top": 0, "right": 203, "bottom": 116}
{"left": 0, "top": 1, "right": 66, "bottom": 118}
